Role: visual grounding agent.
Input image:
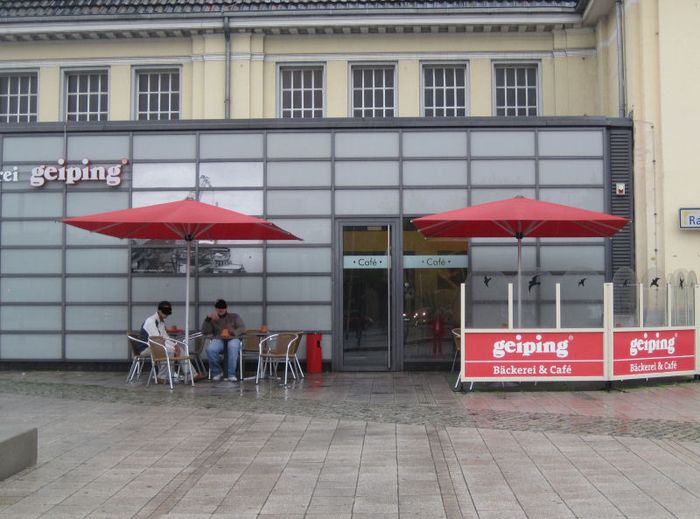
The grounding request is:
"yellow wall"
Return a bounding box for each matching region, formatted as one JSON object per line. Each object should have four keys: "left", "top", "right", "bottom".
{"left": 1, "top": 27, "right": 605, "bottom": 121}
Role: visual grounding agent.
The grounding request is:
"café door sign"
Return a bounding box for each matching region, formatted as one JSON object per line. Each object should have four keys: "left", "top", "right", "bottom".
{"left": 679, "top": 208, "right": 700, "bottom": 229}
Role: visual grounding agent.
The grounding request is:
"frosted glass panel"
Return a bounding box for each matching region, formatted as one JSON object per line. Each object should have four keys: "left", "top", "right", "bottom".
{"left": 471, "top": 131, "right": 535, "bottom": 157}
{"left": 132, "top": 191, "right": 190, "bottom": 207}
{"left": 1, "top": 306, "right": 61, "bottom": 331}
{"left": 66, "top": 226, "right": 123, "bottom": 246}
{"left": 267, "top": 276, "right": 331, "bottom": 302}
{"left": 1, "top": 193, "right": 63, "bottom": 217}
{"left": 66, "top": 334, "right": 126, "bottom": 360}
{"left": 68, "top": 136, "right": 129, "bottom": 160}
{"left": 2, "top": 221, "right": 62, "bottom": 246}
{"left": 402, "top": 132, "right": 467, "bottom": 158}
{"left": 131, "top": 277, "right": 193, "bottom": 302}
{"left": 2, "top": 249, "right": 61, "bottom": 274}
{"left": 335, "top": 190, "right": 399, "bottom": 215}
{"left": 267, "top": 191, "right": 331, "bottom": 216}
{"left": 267, "top": 162, "right": 331, "bottom": 187}
{"left": 470, "top": 245, "right": 537, "bottom": 271}
{"left": 335, "top": 161, "right": 399, "bottom": 186}
{"left": 539, "top": 188, "right": 604, "bottom": 212}
{"left": 199, "top": 276, "right": 263, "bottom": 303}
{"left": 67, "top": 192, "right": 129, "bottom": 217}
{"left": 267, "top": 219, "right": 331, "bottom": 244}
{"left": 403, "top": 161, "right": 467, "bottom": 185}
{"left": 1, "top": 335, "right": 62, "bottom": 359}
{"left": 66, "top": 249, "right": 128, "bottom": 274}
{"left": 132, "top": 163, "right": 196, "bottom": 188}
{"left": 66, "top": 277, "right": 128, "bottom": 302}
{"left": 199, "top": 162, "right": 263, "bottom": 187}
{"left": 199, "top": 191, "right": 263, "bottom": 215}
{"left": 66, "top": 306, "right": 128, "bottom": 331}
{"left": 1, "top": 277, "right": 62, "bottom": 302}
{"left": 540, "top": 246, "right": 605, "bottom": 271}
{"left": 200, "top": 134, "right": 264, "bottom": 159}
{"left": 539, "top": 131, "right": 603, "bottom": 157}
{"left": 267, "top": 305, "right": 331, "bottom": 331}
{"left": 267, "top": 248, "right": 331, "bottom": 273}
{"left": 133, "top": 135, "right": 196, "bottom": 160}
{"left": 267, "top": 133, "right": 331, "bottom": 159}
{"left": 132, "top": 304, "right": 195, "bottom": 331}
{"left": 3, "top": 136, "right": 63, "bottom": 161}
{"left": 403, "top": 189, "right": 466, "bottom": 214}
{"left": 336, "top": 132, "right": 399, "bottom": 158}
{"left": 471, "top": 160, "right": 536, "bottom": 185}
{"left": 539, "top": 160, "right": 604, "bottom": 185}
{"left": 471, "top": 188, "right": 536, "bottom": 205}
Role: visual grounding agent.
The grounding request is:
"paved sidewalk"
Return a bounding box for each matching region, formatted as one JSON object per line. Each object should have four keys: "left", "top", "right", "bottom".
{"left": 2, "top": 371, "right": 700, "bottom": 518}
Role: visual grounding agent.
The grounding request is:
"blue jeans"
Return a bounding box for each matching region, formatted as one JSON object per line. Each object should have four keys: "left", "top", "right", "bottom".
{"left": 206, "top": 338, "right": 241, "bottom": 378}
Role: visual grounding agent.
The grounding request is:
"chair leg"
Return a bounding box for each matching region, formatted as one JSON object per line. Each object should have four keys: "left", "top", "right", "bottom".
{"left": 284, "top": 359, "right": 289, "bottom": 385}
{"left": 295, "top": 357, "right": 305, "bottom": 378}
{"left": 126, "top": 359, "right": 137, "bottom": 383}
{"left": 450, "top": 350, "right": 458, "bottom": 373}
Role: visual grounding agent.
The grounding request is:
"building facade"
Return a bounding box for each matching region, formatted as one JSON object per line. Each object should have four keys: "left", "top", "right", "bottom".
{"left": 1, "top": 0, "right": 677, "bottom": 370}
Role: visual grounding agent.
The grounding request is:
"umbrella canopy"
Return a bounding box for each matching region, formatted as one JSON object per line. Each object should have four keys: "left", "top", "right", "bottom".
{"left": 64, "top": 199, "right": 300, "bottom": 348}
{"left": 63, "top": 199, "right": 298, "bottom": 241}
{"left": 412, "top": 196, "right": 629, "bottom": 327}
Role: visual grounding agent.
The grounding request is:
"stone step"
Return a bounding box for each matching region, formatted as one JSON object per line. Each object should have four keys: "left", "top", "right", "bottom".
{"left": 0, "top": 426, "right": 37, "bottom": 481}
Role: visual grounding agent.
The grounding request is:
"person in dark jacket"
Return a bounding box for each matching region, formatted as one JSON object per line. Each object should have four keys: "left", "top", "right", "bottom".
{"left": 202, "top": 299, "right": 245, "bottom": 381}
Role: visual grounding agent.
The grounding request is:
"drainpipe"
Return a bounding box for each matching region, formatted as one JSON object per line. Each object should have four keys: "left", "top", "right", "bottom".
{"left": 615, "top": 0, "right": 627, "bottom": 117}
{"left": 224, "top": 14, "right": 231, "bottom": 119}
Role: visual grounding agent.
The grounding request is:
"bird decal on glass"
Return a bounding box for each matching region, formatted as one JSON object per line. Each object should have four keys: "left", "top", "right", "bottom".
{"left": 483, "top": 275, "right": 492, "bottom": 287}
{"left": 578, "top": 278, "right": 587, "bottom": 287}
{"left": 528, "top": 275, "right": 541, "bottom": 293}
{"left": 650, "top": 277, "right": 660, "bottom": 288}
{"left": 623, "top": 279, "right": 629, "bottom": 287}
{"left": 680, "top": 277, "right": 685, "bottom": 289}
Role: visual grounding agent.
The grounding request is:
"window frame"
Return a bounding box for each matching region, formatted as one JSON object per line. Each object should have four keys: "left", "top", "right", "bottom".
{"left": 348, "top": 63, "right": 397, "bottom": 118}
{"left": 491, "top": 61, "right": 541, "bottom": 117}
{"left": 0, "top": 70, "right": 39, "bottom": 123}
{"left": 62, "top": 68, "right": 110, "bottom": 122}
{"left": 132, "top": 66, "right": 182, "bottom": 121}
{"left": 276, "top": 63, "right": 326, "bottom": 119}
{"left": 420, "top": 61, "right": 470, "bottom": 118}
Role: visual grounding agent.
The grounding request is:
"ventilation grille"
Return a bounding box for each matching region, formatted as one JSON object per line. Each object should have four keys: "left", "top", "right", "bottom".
{"left": 609, "top": 128, "right": 635, "bottom": 275}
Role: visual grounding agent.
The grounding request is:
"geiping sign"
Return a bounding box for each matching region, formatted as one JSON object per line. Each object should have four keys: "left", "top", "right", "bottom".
{"left": 463, "top": 331, "right": 605, "bottom": 379}
{"left": 613, "top": 329, "right": 695, "bottom": 378}
{"left": 30, "top": 158, "right": 129, "bottom": 187}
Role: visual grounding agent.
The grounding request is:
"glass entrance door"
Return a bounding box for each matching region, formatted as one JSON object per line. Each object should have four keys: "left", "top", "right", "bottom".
{"left": 340, "top": 223, "right": 393, "bottom": 370}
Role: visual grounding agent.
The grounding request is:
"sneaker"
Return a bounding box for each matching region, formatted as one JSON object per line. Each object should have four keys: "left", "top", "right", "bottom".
{"left": 211, "top": 374, "right": 223, "bottom": 381}
{"left": 226, "top": 376, "right": 238, "bottom": 382}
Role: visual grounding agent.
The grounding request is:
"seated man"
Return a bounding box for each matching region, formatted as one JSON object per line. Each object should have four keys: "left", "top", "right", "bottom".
{"left": 202, "top": 299, "right": 246, "bottom": 382}
{"left": 140, "top": 300, "right": 199, "bottom": 382}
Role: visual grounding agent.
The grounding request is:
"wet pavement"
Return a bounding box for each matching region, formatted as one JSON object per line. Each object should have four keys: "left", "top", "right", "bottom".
{"left": 2, "top": 370, "right": 700, "bottom": 518}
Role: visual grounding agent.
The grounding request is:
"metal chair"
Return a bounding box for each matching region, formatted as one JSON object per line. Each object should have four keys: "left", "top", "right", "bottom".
{"left": 147, "top": 336, "right": 194, "bottom": 389}
{"left": 239, "top": 333, "right": 264, "bottom": 380}
{"left": 255, "top": 332, "right": 300, "bottom": 385}
{"left": 126, "top": 332, "right": 150, "bottom": 383}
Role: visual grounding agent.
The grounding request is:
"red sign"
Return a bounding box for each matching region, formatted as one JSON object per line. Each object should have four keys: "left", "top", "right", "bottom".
{"left": 613, "top": 329, "right": 695, "bottom": 377}
{"left": 464, "top": 331, "right": 605, "bottom": 379}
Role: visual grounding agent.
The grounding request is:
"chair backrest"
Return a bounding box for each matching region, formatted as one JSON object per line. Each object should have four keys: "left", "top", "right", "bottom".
{"left": 289, "top": 332, "right": 304, "bottom": 356}
{"left": 451, "top": 328, "right": 461, "bottom": 352}
{"left": 127, "top": 331, "right": 149, "bottom": 357}
{"left": 240, "top": 334, "right": 262, "bottom": 353}
{"left": 262, "top": 333, "right": 297, "bottom": 355}
{"left": 148, "top": 336, "right": 169, "bottom": 361}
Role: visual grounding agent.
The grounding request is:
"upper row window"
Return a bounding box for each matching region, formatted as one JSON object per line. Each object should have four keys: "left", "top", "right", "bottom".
{"left": 0, "top": 72, "right": 38, "bottom": 123}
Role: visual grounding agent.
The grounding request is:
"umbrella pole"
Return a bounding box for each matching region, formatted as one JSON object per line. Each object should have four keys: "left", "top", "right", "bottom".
{"left": 517, "top": 234, "right": 523, "bottom": 328}
{"left": 185, "top": 240, "right": 191, "bottom": 347}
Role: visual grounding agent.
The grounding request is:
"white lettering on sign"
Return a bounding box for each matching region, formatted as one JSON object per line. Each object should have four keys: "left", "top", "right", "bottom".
{"left": 403, "top": 255, "right": 468, "bottom": 269}
{"left": 492, "top": 334, "right": 570, "bottom": 359}
{"left": 0, "top": 166, "right": 19, "bottom": 183}
{"left": 30, "top": 158, "right": 128, "bottom": 188}
{"left": 629, "top": 332, "right": 676, "bottom": 356}
{"left": 343, "top": 255, "right": 388, "bottom": 269}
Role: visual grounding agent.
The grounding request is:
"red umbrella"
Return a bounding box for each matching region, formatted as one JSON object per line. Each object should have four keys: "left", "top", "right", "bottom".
{"left": 412, "top": 196, "right": 629, "bottom": 327}
{"left": 64, "top": 199, "right": 300, "bottom": 341}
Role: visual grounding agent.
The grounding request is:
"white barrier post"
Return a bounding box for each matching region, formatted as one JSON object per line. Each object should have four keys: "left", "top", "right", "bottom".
{"left": 555, "top": 282, "right": 561, "bottom": 329}
{"left": 667, "top": 285, "right": 673, "bottom": 326}
{"left": 604, "top": 282, "right": 614, "bottom": 380}
{"left": 639, "top": 283, "right": 644, "bottom": 328}
{"left": 695, "top": 285, "right": 700, "bottom": 374}
{"left": 507, "top": 283, "right": 514, "bottom": 329}
{"left": 458, "top": 282, "right": 465, "bottom": 390}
